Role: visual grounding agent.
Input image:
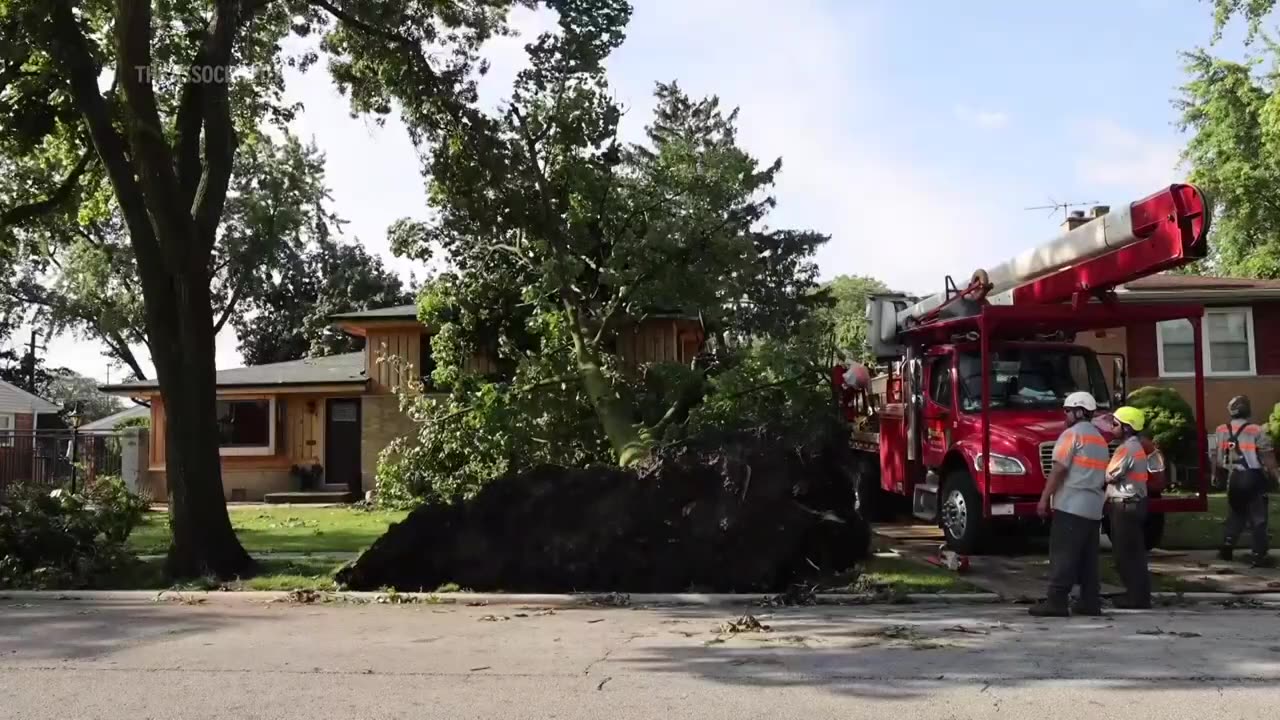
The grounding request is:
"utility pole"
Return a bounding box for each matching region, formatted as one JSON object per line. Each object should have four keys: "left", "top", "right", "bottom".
{"left": 24, "top": 329, "right": 46, "bottom": 393}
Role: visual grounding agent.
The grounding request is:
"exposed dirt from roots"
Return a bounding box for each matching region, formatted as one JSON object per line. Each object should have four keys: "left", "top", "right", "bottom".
{"left": 337, "top": 430, "right": 871, "bottom": 592}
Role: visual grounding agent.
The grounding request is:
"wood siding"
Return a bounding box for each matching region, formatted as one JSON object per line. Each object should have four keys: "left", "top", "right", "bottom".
{"left": 366, "top": 328, "right": 423, "bottom": 394}
{"left": 617, "top": 318, "right": 704, "bottom": 370}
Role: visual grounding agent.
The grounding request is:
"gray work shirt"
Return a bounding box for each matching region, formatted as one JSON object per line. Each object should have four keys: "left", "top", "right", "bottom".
{"left": 1051, "top": 420, "right": 1109, "bottom": 520}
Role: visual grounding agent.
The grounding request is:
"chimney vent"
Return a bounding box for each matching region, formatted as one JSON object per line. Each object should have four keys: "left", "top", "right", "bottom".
{"left": 1090, "top": 205, "right": 1110, "bottom": 218}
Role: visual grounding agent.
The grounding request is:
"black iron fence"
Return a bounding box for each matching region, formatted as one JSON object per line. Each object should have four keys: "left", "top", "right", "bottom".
{"left": 0, "top": 429, "right": 126, "bottom": 497}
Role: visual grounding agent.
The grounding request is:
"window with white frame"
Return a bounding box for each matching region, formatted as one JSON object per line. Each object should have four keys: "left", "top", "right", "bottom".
{"left": 0, "top": 413, "right": 13, "bottom": 447}
{"left": 1156, "top": 307, "right": 1256, "bottom": 377}
{"left": 216, "top": 398, "right": 275, "bottom": 455}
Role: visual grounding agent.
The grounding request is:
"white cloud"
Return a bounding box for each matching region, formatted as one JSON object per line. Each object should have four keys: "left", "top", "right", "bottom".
{"left": 954, "top": 104, "right": 1010, "bottom": 130}
{"left": 1075, "top": 119, "right": 1183, "bottom": 191}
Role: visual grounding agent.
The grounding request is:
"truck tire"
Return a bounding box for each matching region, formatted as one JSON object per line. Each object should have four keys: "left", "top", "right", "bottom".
{"left": 940, "top": 469, "right": 985, "bottom": 554}
{"left": 854, "top": 459, "right": 887, "bottom": 522}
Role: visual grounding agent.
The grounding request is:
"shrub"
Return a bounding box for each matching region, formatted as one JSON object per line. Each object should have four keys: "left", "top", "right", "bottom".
{"left": 1126, "top": 386, "right": 1197, "bottom": 466}
{"left": 0, "top": 479, "right": 147, "bottom": 589}
{"left": 1268, "top": 403, "right": 1280, "bottom": 449}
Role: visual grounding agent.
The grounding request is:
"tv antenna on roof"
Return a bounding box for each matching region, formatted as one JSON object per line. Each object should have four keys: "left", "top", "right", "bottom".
{"left": 1024, "top": 197, "right": 1102, "bottom": 221}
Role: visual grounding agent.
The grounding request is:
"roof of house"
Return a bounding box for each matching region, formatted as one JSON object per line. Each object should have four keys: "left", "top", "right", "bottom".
{"left": 0, "top": 379, "right": 60, "bottom": 414}
{"left": 330, "top": 304, "right": 419, "bottom": 321}
{"left": 1117, "top": 274, "right": 1280, "bottom": 302}
{"left": 79, "top": 404, "right": 150, "bottom": 431}
{"left": 100, "top": 352, "right": 368, "bottom": 394}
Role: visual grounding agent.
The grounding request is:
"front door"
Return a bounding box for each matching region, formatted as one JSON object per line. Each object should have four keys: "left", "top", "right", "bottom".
{"left": 922, "top": 354, "right": 955, "bottom": 468}
{"left": 325, "top": 399, "right": 362, "bottom": 499}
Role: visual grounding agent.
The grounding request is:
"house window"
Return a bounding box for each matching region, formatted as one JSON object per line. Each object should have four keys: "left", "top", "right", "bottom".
{"left": 0, "top": 413, "right": 13, "bottom": 447}
{"left": 1157, "top": 307, "right": 1256, "bottom": 377}
{"left": 216, "top": 398, "right": 275, "bottom": 456}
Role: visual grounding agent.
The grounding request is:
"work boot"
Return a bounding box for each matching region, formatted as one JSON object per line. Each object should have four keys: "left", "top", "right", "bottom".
{"left": 1070, "top": 601, "right": 1103, "bottom": 616}
{"left": 1112, "top": 597, "right": 1152, "bottom": 610}
{"left": 1249, "top": 554, "right": 1276, "bottom": 569}
{"left": 1028, "top": 600, "right": 1070, "bottom": 618}
{"left": 1217, "top": 546, "right": 1234, "bottom": 563}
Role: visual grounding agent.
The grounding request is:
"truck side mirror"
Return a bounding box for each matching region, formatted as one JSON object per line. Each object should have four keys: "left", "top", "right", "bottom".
{"left": 1112, "top": 356, "right": 1127, "bottom": 403}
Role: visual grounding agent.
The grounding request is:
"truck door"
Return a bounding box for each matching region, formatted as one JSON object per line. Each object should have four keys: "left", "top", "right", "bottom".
{"left": 923, "top": 353, "right": 955, "bottom": 468}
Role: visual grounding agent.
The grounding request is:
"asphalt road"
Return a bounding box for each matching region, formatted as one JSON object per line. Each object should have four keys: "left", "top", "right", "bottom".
{"left": 3, "top": 596, "right": 1279, "bottom": 719}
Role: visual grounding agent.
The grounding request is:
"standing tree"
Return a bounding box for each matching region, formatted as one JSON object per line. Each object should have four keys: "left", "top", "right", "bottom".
{"left": 0, "top": 0, "right": 524, "bottom": 577}
{"left": 234, "top": 235, "right": 411, "bottom": 365}
{"left": 820, "top": 274, "right": 889, "bottom": 361}
{"left": 364, "top": 0, "right": 829, "bottom": 465}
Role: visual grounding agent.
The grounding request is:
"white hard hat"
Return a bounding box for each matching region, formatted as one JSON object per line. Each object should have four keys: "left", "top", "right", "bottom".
{"left": 1063, "top": 391, "right": 1097, "bottom": 412}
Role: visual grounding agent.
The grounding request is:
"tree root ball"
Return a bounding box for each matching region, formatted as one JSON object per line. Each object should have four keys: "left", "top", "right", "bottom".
{"left": 337, "top": 430, "right": 871, "bottom": 592}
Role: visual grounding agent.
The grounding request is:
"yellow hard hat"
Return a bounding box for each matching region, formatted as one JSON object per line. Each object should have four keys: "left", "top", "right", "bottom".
{"left": 1113, "top": 406, "right": 1145, "bottom": 432}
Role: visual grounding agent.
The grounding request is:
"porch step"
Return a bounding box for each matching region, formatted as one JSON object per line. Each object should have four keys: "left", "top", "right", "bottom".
{"left": 262, "top": 491, "right": 351, "bottom": 505}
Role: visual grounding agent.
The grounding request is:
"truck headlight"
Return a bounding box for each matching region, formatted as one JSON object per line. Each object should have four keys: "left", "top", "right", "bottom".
{"left": 974, "top": 453, "right": 1027, "bottom": 475}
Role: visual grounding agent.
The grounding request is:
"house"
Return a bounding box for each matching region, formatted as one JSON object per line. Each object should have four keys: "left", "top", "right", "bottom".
{"left": 0, "top": 379, "right": 61, "bottom": 493}
{"left": 102, "top": 304, "right": 705, "bottom": 501}
{"left": 78, "top": 404, "right": 150, "bottom": 432}
{"left": 1077, "top": 274, "right": 1280, "bottom": 425}
{"left": 0, "top": 378, "right": 60, "bottom": 441}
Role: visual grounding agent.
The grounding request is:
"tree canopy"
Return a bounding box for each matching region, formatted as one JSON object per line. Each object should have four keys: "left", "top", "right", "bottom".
{"left": 375, "top": 1, "right": 830, "bottom": 467}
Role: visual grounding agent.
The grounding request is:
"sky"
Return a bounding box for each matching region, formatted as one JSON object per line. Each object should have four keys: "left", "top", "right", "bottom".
{"left": 14, "top": 0, "right": 1253, "bottom": 382}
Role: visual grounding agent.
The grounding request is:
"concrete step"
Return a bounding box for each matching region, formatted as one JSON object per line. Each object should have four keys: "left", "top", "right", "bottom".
{"left": 262, "top": 491, "right": 351, "bottom": 504}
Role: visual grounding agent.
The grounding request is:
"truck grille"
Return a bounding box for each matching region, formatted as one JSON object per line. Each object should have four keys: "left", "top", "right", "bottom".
{"left": 1038, "top": 440, "right": 1119, "bottom": 476}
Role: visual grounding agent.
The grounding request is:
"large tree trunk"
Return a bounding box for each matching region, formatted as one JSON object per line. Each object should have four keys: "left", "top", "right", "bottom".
{"left": 47, "top": 0, "right": 253, "bottom": 579}
{"left": 150, "top": 271, "right": 254, "bottom": 579}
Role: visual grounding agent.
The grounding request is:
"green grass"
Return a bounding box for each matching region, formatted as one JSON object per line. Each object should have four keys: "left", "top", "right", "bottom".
{"left": 104, "top": 557, "right": 347, "bottom": 591}
{"left": 1160, "top": 493, "right": 1279, "bottom": 550}
{"left": 839, "top": 555, "right": 980, "bottom": 595}
{"left": 127, "top": 506, "right": 408, "bottom": 555}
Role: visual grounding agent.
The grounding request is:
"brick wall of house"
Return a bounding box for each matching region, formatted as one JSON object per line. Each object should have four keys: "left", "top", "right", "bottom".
{"left": 360, "top": 395, "right": 418, "bottom": 492}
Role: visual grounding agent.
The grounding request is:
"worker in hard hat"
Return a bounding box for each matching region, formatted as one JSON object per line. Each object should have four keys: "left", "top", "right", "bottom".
{"left": 1215, "top": 395, "right": 1277, "bottom": 569}
{"left": 1105, "top": 406, "right": 1152, "bottom": 609}
{"left": 1030, "top": 391, "right": 1109, "bottom": 617}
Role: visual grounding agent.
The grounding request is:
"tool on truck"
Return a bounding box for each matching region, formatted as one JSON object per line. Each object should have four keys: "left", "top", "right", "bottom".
{"left": 842, "top": 184, "right": 1213, "bottom": 554}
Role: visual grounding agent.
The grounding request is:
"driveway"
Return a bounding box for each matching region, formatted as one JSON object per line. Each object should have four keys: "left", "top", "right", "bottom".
{"left": 2, "top": 596, "right": 1279, "bottom": 718}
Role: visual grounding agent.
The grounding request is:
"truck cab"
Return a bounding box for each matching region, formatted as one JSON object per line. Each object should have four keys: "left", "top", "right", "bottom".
{"left": 923, "top": 341, "right": 1116, "bottom": 549}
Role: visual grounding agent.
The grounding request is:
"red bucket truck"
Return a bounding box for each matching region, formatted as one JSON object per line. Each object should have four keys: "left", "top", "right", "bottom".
{"left": 843, "top": 184, "right": 1213, "bottom": 553}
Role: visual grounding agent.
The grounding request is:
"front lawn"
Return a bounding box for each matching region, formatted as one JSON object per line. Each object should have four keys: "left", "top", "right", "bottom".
{"left": 105, "top": 556, "right": 348, "bottom": 591}
{"left": 127, "top": 505, "right": 408, "bottom": 555}
{"left": 1160, "top": 494, "right": 1279, "bottom": 550}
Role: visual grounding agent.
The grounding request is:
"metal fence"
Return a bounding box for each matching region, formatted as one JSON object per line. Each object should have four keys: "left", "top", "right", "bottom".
{"left": 0, "top": 429, "right": 126, "bottom": 497}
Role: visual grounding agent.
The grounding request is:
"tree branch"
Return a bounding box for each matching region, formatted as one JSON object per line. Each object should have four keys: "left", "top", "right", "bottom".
{"left": 212, "top": 272, "right": 249, "bottom": 334}
{"left": 48, "top": 2, "right": 162, "bottom": 270}
{"left": 0, "top": 149, "right": 94, "bottom": 228}
{"left": 189, "top": 1, "right": 242, "bottom": 255}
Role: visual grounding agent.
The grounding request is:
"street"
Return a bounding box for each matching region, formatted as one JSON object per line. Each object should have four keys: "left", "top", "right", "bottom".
{"left": 2, "top": 596, "right": 1279, "bottom": 719}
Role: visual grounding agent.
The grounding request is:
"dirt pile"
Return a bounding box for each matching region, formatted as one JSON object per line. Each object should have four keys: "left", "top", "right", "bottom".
{"left": 336, "top": 429, "right": 871, "bottom": 592}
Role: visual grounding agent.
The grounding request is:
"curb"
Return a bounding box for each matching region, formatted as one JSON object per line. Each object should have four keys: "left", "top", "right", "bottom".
{"left": 3, "top": 590, "right": 1278, "bottom": 607}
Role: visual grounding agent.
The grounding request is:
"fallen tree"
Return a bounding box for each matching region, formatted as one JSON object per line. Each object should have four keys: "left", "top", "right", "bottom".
{"left": 338, "top": 427, "right": 870, "bottom": 593}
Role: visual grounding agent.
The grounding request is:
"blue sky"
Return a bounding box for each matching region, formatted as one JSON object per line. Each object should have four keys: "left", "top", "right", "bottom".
{"left": 29, "top": 0, "right": 1248, "bottom": 381}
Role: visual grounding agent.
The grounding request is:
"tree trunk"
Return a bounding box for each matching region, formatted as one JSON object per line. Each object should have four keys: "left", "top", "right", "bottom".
{"left": 151, "top": 271, "right": 254, "bottom": 579}
{"left": 567, "top": 308, "right": 648, "bottom": 466}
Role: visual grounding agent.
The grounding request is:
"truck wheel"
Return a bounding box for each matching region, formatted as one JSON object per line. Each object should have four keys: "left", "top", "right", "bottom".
{"left": 940, "top": 469, "right": 984, "bottom": 554}
{"left": 854, "top": 460, "right": 887, "bottom": 522}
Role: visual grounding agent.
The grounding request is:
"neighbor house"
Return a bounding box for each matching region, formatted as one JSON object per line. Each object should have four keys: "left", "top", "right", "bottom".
{"left": 0, "top": 379, "right": 61, "bottom": 492}
{"left": 102, "top": 304, "right": 704, "bottom": 502}
{"left": 1077, "top": 274, "right": 1280, "bottom": 426}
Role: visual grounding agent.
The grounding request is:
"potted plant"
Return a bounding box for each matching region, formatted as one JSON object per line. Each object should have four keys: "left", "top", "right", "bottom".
{"left": 290, "top": 463, "right": 324, "bottom": 491}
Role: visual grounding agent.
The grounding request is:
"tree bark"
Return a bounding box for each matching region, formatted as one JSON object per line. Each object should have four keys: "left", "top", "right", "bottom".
{"left": 565, "top": 304, "right": 648, "bottom": 466}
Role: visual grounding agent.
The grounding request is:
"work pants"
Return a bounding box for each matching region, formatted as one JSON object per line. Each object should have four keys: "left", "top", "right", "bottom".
{"left": 1107, "top": 498, "right": 1151, "bottom": 605}
{"left": 1047, "top": 509, "right": 1101, "bottom": 609}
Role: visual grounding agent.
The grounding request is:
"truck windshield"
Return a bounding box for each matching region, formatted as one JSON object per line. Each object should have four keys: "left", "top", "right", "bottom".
{"left": 956, "top": 347, "right": 1110, "bottom": 412}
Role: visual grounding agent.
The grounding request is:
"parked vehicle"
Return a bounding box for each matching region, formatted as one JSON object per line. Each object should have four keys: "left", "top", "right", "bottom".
{"left": 840, "top": 184, "right": 1213, "bottom": 553}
